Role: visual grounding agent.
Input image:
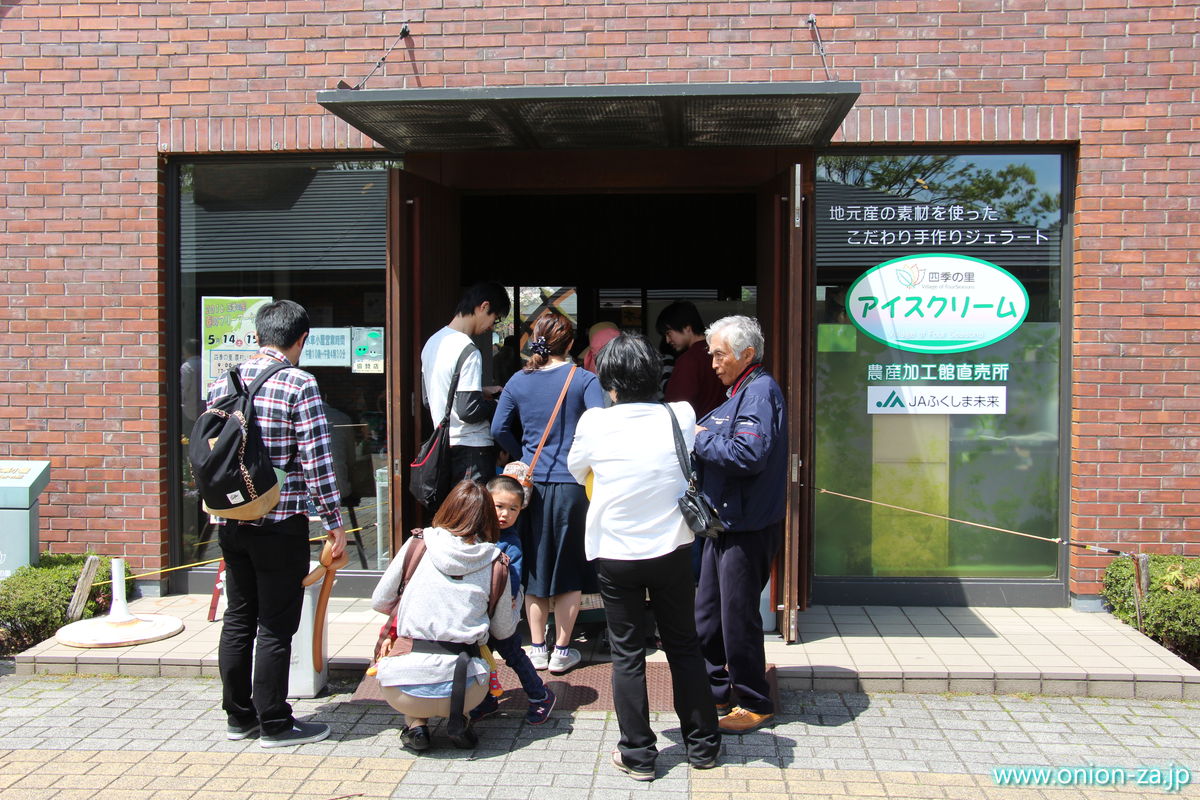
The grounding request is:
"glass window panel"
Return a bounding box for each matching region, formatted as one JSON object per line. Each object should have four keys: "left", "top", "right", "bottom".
{"left": 176, "top": 160, "right": 394, "bottom": 571}
{"left": 813, "top": 153, "right": 1064, "bottom": 578}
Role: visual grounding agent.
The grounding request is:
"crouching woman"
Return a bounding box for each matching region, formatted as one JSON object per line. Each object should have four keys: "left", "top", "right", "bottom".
{"left": 370, "top": 480, "right": 518, "bottom": 752}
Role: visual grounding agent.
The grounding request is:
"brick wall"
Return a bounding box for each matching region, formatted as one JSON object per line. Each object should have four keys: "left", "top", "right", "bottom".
{"left": 1, "top": 0, "right": 1196, "bottom": 596}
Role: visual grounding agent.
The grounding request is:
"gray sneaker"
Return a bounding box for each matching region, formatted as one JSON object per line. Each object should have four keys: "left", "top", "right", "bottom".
{"left": 260, "top": 720, "right": 330, "bottom": 748}
{"left": 548, "top": 647, "right": 581, "bottom": 674}
{"left": 528, "top": 645, "right": 550, "bottom": 670}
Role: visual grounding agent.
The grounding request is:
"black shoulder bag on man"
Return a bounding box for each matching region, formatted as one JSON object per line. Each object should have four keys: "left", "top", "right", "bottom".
{"left": 662, "top": 402, "right": 726, "bottom": 539}
{"left": 409, "top": 345, "right": 476, "bottom": 508}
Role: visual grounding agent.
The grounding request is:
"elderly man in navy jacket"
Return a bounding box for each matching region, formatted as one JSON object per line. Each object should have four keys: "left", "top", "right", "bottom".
{"left": 692, "top": 315, "right": 787, "bottom": 735}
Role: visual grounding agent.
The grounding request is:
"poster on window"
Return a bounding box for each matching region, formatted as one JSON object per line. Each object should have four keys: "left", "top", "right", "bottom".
{"left": 201, "top": 296, "right": 272, "bottom": 384}
{"left": 351, "top": 326, "right": 385, "bottom": 374}
{"left": 300, "top": 327, "right": 352, "bottom": 367}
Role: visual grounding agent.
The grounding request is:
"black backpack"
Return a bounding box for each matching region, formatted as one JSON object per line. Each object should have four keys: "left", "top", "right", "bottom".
{"left": 188, "top": 362, "right": 289, "bottom": 521}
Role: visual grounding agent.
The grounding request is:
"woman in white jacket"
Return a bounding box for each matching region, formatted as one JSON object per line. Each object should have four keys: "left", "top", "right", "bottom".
{"left": 567, "top": 334, "right": 720, "bottom": 781}
{"left": 371, "top": 480, "right": 518, "bottom": 752}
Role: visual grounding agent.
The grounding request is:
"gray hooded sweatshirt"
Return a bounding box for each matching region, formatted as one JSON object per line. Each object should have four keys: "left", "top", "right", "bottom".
{"left": 370, "top": 526, "right": 518, "bottom": 689}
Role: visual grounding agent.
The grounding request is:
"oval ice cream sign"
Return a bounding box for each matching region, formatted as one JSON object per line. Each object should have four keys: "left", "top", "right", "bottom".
{"left": 846, "top": 253, "right": 1029, "bottom": 354}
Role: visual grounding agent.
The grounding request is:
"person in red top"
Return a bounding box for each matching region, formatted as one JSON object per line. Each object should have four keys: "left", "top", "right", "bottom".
{"left": 655, "top": 301, "right": 725, "bottom": 419}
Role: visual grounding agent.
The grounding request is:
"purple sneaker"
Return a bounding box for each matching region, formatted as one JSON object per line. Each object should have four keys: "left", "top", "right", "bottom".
{"left": 524, "top": 686, "right": 556, "bottom": 725}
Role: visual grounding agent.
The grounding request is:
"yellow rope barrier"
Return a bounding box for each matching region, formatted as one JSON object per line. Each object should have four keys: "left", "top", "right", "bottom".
{"left": 816, "top": 488, "right": 1127, "bottom": 556}
{"left": 817, "top": 488, "right": 1059, "bottom": 543}
{"left": 185, "top": 522, "right": 377, "bottom": 567}
{"left": 93, "top": 528, "right": 370, "bottom": 586}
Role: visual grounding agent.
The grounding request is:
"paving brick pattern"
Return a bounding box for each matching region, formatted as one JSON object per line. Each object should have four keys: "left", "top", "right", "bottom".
{"left": 20, "top": 598, "right": 1200, "bottom": 706}
{"left": 0, "top": 671, "right": 1196, "bottom": 799}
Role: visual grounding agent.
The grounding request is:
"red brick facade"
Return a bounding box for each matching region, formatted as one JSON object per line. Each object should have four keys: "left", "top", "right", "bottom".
{"left": 1, "top": 1, "right": 1197, "bottom": 599}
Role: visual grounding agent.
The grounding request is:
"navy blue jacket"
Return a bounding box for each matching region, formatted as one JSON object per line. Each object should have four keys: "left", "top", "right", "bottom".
{"left": 693, "top": 366, "right": 788, "bottom": 532}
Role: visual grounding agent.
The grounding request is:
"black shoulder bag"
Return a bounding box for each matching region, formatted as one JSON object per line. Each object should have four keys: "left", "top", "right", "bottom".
{"left": 408, "top": 345, "right": 475, "bottom": 508}
{"left": 662, "top": 402, "right": 726, "bottom": 539}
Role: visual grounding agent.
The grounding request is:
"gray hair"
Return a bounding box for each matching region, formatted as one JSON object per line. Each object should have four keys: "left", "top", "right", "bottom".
{"left": 705, "top": 315, "right": 764, "bottom": 363}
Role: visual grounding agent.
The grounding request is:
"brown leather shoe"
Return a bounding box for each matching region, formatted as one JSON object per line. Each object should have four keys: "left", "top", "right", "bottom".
{"left": 715, "top": 703, "right": 733, "bottom": 717}
{"left": 718, "top": 706, "right": 775, "bottom": 734}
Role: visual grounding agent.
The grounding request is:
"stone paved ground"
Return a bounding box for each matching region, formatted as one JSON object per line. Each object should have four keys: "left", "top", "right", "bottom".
{"left": 0, "top": 666, "right": 1197, "bottom": 799}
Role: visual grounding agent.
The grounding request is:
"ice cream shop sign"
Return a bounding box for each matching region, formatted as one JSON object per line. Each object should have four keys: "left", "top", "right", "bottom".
{"left": 846, "top": 253, "right": 1029, "bottom": 355}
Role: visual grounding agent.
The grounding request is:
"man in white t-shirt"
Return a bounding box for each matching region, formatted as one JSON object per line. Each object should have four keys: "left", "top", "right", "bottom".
{"left": 420, "top": 282, "right": 512, "bottom": 492}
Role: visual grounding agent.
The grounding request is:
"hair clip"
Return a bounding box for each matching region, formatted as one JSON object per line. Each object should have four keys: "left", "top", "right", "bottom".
{"left": 530, "top": 336, "right": 551, "bottom": 357}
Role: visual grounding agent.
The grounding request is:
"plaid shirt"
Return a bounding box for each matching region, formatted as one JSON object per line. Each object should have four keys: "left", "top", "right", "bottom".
{"left": 206, "top": 347, "right": 344, "bottom": 531}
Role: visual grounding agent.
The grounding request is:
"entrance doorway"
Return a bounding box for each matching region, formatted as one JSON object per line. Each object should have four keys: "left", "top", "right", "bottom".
{"left": 388, "top": 150, "right": 812, "bottom": 639}
{"left": 461, "top": 192, "right": 758, "bottom": 363}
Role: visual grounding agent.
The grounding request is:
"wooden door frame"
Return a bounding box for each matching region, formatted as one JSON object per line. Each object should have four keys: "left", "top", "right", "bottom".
{"left": 758, "top": 157, "right": 815, "bottom": 643}
{"left": 387, "top": 169, "right": 462, "bottom": 556}
{"left": 388, "top": 151, "right": 815, "bottom": 625}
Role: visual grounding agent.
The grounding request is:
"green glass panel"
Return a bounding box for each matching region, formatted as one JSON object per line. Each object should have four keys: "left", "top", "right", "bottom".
{"left": 813, "top": 153, "right": 1063, "bottom": 579}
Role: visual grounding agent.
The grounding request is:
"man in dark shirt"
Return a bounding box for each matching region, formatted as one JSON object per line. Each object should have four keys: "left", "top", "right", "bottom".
{"left": 656, "top": 301, "right": 725, "bottom": 419}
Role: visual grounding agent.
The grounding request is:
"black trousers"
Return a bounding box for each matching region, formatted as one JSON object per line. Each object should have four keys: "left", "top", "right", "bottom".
{"left": 695, "top": 523, "right": 781, "bottom": 715}
{"left": 596, "top": 543, "right": 720, "bottom": 771}
{"left": 449, "top": 445, "right": 495, "bottom": 485}
{"left": 218, "top": 514, "right": 311, "bottom": 735}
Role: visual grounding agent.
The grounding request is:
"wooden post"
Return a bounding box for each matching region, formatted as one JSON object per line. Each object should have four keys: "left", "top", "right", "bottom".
{"left": 208, "top": 560, "right": 225, "bottom": 622}
{"left": 65, "top": 555, "right": 100, "bottom": 623}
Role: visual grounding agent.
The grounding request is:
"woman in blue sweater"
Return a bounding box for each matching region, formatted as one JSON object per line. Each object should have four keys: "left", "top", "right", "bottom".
{"left": 491, "top": 311, "right": 605, "bottom": 673}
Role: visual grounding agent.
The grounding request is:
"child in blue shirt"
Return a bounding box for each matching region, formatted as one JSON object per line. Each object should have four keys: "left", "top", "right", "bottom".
{"left": 469, "top": 475, "right": 556, "bottom": 724}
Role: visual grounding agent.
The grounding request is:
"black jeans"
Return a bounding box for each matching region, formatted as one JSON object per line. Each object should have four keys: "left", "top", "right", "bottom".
{"left": 596, "top": 543, "right": 720, "bottom": 771}
{"left": 218, "top": 514, "right": 311, "bottom": 735}
{"left": 449, "top": 445, "right": 496, "bottom": 485}
{"left": 695, "top": 523, "right": 781, "bottom": 715}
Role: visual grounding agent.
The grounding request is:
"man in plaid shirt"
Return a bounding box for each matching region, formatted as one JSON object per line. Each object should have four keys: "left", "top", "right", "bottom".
{"left": 206, "top": 299, "right": 346, "bottom": 748}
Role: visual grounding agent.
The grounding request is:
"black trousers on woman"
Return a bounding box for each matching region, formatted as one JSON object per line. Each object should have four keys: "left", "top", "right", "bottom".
{"left": 595, "top": 543, "right": 721, "bottom": 772}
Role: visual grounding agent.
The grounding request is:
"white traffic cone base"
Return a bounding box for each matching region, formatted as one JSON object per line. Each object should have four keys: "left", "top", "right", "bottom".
{"left": 54, "top": 557, "right": 184, "bottom": 648}
{"left": 55, "top": 614, "right": 185, "bottom": 648}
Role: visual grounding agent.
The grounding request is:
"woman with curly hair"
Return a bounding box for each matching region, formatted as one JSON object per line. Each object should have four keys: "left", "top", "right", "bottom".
{"left": 491, "top": 311, "right": 605, "bottom": 673}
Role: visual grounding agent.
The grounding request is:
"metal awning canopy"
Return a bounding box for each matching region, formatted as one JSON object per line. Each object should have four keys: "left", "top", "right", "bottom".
{"left": 317, "top": 82, "right": 860, "bottom": 152}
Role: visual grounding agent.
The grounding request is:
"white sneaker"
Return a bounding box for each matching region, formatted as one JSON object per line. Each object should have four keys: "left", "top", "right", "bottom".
{"left": 548, "top": 647, "right": 581, "bottom": 674}
{"left": 528, "top": 646, "right": 550, "bottom": 670}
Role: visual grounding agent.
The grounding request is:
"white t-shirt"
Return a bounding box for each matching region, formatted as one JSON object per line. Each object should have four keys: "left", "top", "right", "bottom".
{"left": 568, "top": 401, "right": 696, "bottom": 561}
{"left": 420, "top": 326, "right": 491, "bottom": 448}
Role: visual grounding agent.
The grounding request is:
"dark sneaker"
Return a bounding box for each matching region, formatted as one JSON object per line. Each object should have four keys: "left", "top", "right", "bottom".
{"left": 469, "top": 693, "right": 500, "bottom": 722}
{"left": 400, "top": 724, "right": 430, "bottom": 752}
{"left": 691, "top": 755, "right": 719, "bottom": 770}
{"left": 524, "top": 686, "right": 556, "bottom": 725}
{"left": 259, "top": 720, "right": 331, "bottom": 748}
{"left": 612, "top": 750, "right": 655, "bottom": 781}
{"left": 226, "top": 720, "right": 260, "bottom": 741}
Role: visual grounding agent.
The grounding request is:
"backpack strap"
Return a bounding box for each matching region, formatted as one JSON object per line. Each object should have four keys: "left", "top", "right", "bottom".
{"left": 488, "top": 552, "right": 511, "bottom": 618}
{"left": 397, "top": 529, "right": 427, "bottom": 598}
{"left": 243, "top": 361, "right": 291, "bottom": 397}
